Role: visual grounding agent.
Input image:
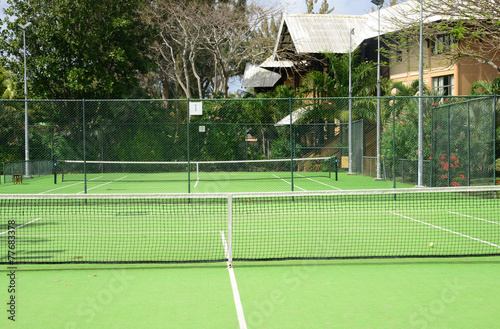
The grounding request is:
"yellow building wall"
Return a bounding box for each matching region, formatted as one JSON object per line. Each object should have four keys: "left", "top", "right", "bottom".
{"left": 388, "top": 39, "right": 500, "bottom": 95}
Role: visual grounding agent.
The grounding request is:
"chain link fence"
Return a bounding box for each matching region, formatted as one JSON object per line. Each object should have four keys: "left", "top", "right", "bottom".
{"left": 0, "top": 96, "right": 498, "bottom": 188}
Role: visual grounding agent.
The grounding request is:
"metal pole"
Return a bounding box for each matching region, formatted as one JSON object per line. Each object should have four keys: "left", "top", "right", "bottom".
{"left": 417, "top": 0, "right": 425, "bottom": 187}
{"left": 376, "top": 2, "right": 383, "bottom": 180}
{"left": 348, "top": 28, "right": 355, "bottom": 175}
{"left": 187, "top": 99, "right": 191, "bottom": 194}
{"left": 289, "top": 97, "right": 294, "bottom": 192}
{"left": 19, "top": 22, "right": 32, "bottom": 177}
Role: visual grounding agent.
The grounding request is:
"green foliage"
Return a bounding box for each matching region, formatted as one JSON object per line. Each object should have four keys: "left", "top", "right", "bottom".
{"left": 0, "top": 0, "right": 154, "bottom": 99}
{"left": 381, "top": 100, "right": 427, "bottom": 162}
{"left": 305, "top": 0, "right": 334, "bottom": 14}
{"left": 0, "top": 102, "right": 24, "bottom": 163}
{"left": 470, "top": 77, "right": 500, "bottom": 95}
{"left": 0, "top": 67, "right": 17, "bottom": 99}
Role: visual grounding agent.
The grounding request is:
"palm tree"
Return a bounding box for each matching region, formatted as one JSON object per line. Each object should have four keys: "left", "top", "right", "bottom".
{"left": 470, "top": 77, "right": 500, "bottom": 95}
{"left": 298, "top": 50, "right": 378, "bottom": 123}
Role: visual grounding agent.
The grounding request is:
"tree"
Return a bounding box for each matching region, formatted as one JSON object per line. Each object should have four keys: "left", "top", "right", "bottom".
{"left": 299, "top": 50, "right": 378, "bottom": 122}
{"left": 387, "top": 0, "right": 500, "bottom": 74}
{"left": 0, "top": 66, "right": 17, "bottom": 99}
{"left": 142, "top": 0, "right": 279, "bottom": 99}
{"left": 305, "top": 0, "right": 334, "bottom": 14}
{"left": 0, "top": 0, "right": 154, "bottom": 99}
{"left": 470, "top": 77, "right": 500, "bottom": 95}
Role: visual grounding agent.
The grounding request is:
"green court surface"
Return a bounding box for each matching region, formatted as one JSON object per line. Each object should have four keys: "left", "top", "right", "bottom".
{"left": 0, "top": 171, "right": 410, "bottom": 194}
{"left": 1, "top": 181, "right": 499, "bottom": 328}
{"left": 0, "top": 258, "right": 499, "bottom": 328}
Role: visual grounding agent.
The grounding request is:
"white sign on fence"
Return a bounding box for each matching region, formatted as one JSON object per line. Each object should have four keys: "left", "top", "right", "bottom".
{"left": 189, "top": 102, "right": 203, "bottom": 116}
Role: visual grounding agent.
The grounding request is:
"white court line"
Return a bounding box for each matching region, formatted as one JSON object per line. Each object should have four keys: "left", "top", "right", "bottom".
{"left": 39, "top": 176, "right": 103, "bottom": 194}
{"left": 220, "top": 231, "right": 247, "bottom": 329}
{"left": 194, "top": 177, "right": 200, "bottom": 188}
{"left": 296, "top": 174, "right": 342, "bottom": 190}
{"left": 0, "top": 217, "right": 42, "bottom": 235}
{"left": 449, "top": 211, "right": 500, "bottom": 225}
{"left": 77, "top": 176, "right": 128, "bottom": 194}
{"left": 272, "top": 174, "right": 307, "bottom": 191}
{"left": 390, "top": 212, "right": 500, "bottom": 249}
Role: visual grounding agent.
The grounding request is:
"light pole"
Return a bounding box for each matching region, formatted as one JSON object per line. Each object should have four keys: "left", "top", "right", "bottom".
{"left": 19, "top": 22, "right": 31, "bottom": 178}
{"left": 371, "top": 0, "right": 384, "bottom": 180}
{"left": 417, "top": 0, "right": 424, "bottom": 187}
{"left": 348, "top": 28, "right": 355, "bottom": 175}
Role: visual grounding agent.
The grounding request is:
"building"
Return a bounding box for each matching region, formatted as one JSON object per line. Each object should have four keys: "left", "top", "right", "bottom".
{"left": 243, "top": 0, "right": 500, "bottom": 96}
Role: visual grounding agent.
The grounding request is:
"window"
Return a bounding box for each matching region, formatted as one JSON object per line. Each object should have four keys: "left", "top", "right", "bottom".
{"left": 432, "top": 75, "right": 454, "bottom": 96}
{"left": 434, "top": 34, "right": 454, "bottom": 55}
{"left": 396, "top": 50, "right": 403, "bottom": 63}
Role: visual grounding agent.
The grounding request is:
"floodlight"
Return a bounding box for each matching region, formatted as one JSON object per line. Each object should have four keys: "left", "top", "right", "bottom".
{"left": 371, "top": 0, "right": 384, "bottom": 6}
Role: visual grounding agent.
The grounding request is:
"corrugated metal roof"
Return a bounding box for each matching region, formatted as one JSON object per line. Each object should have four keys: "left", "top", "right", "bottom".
{"left": 274, "top": 106, "right": 312, "bottom": 126}
{"left": 279, "top": 0, "right": 444, "bottom": 55}
{"left": 284, "top": 15, "right": 368, "bottom": 54}
{"left": 259, "top": 55, "right": 294, "bottom": 69}
{"left": 241, "top": 63, "right": 281, "bottom": 88}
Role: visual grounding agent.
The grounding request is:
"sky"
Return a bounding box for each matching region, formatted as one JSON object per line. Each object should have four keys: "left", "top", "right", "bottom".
{"left": 0, "top": 0, "right": 380, "bottom": 22}
{"left": 270, "top": 0, "right": 378, "bottom": 15}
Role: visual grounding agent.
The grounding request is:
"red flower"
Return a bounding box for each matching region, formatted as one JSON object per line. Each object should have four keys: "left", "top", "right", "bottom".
{"left": 441, "top": 174, "right": 448, "bottom": 179}
{"left": 451, "top": 180, "right": 460, "bottom": 187}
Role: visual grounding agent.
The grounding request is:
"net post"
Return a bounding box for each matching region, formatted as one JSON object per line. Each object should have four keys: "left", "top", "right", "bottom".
{"left": 227, "top": 194, "right": 233, "bottom": 268}
{"left": 53, "top": 160, "right": 57, "bottom": 184}
{"left": 334, "top": 156, "right": 338, "bottom": 181}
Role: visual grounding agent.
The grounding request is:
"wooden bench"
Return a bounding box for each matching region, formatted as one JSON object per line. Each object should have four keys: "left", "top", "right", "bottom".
{"left": 13, "top": 174, "right": 23, "bottom": 185}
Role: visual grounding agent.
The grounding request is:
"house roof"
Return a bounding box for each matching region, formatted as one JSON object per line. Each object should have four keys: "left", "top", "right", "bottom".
{"left": 277, "top": 15, "right": 369, "bottom": 54}
{"left": 273, "top": 0, "right": 445, "bottom": 57}
{"left": 241, "top": 63, "right": 281, "bottom": 88}
{"left": 274, "top": 106, "right": 312, "bottom": 126}
{"left": 259, "top": 55, "right": 294, "bottom": 69}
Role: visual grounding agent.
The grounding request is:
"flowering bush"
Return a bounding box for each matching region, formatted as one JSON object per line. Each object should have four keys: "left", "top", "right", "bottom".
{"left": 437, "top": 153, "right": 467, "bottom": 186}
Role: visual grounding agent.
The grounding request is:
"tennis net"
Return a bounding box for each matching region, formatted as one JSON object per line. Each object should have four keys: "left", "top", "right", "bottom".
{"left": 1, "top": 186, "right": 499, "bottom": 264}
{"left": 57, "top": 157, "right": 335, "bottom": 183}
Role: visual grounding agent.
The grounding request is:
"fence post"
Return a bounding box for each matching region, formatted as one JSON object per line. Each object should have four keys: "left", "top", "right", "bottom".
{"left": 187, "top": 99, "right": 191, "bottom": 194}
{"left": 447, "top": 104, "right": 451, "bottom": 187}
{"left": 467, "top": 100, "right": 471, "bottom": 186}
{"left": 83, "top": 99, "right": 87, "bottom": 194}
{"left": 289, "top": 97, "right": 294, "bottom": 192}
{"left": 494, "top": 95, "right": 497, "bottom": 185}
{"left": 392, "top": 96, "right": 396, "bottom": 189}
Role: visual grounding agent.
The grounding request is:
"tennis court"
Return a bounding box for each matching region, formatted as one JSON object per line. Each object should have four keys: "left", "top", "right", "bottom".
{"left": 1, "top": 187, "right": 500, "bottom": 328}
{"left": 0, "top": 168, "right": 410, "bottom": 195}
